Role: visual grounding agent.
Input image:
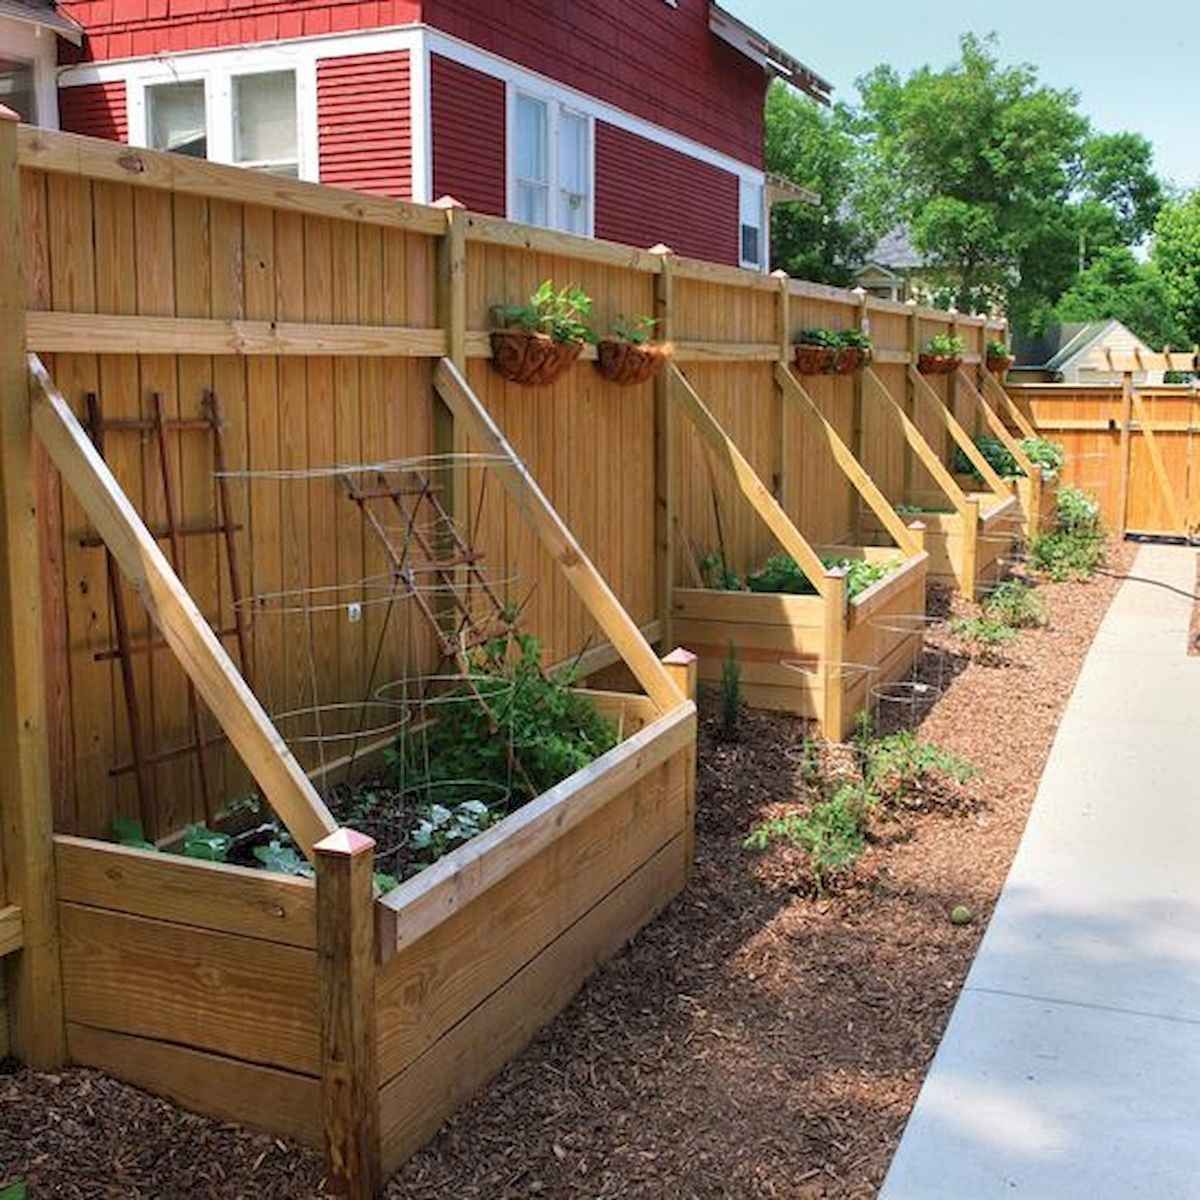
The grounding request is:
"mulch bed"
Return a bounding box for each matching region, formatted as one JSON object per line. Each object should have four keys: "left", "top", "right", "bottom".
{"left": 0, "top": 541, "right": 1134, "bottom": 1200}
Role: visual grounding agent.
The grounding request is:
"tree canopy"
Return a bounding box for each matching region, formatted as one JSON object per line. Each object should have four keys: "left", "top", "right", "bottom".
{"left": 764, "top": 33, "right": 1173, "bottom": 343}
{"left": 1153, "top": 191, "right": 1200, "bottom": 346}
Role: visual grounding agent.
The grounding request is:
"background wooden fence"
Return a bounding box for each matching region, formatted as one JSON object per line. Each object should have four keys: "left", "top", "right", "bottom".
{"left": 1012, "top": 384, "right": 1200, "bottom": 536}
{"left": 12, "top": 125, "right": 1006, "bottom": 850}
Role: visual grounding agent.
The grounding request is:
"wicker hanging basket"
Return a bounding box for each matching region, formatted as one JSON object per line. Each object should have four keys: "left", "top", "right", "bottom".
{"left": 832, "top": 347, "right": 871, "bottom": 374}
{"left": 595, "top": 340, "right": 670, "bottom": 386}
{"left": 917, "top": 354, "right": 962, "bottom": 376}
{"left": 794, "top": 344, "right": 837, "bottom": 375}
{"left": 490, "top": 330, "right": 583, "bottom": 387}
{"left": 986, "top": 353, "right": 1015, "bottom": 377}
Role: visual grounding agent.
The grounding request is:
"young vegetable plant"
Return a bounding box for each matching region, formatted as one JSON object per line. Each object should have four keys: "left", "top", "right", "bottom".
{"left": 1019, "top": 437, "right": 1065, "bottom": 476}
{"left": 494, "top": 280, "right": 597, "bottom": 345}
{"left": 610, "top": 314, "right": 659, "bottom": 345}
{"left": 984, "top": 579, "right": 1047, "bottom": 628}
{"left": 861, "top": 730, "right": 976, "bottom": 810}
{"left": 746, "top": 554, "right": 900, "bottom": 599}
{"left": 720, "top": 642, "right": 742, "bottom": 741}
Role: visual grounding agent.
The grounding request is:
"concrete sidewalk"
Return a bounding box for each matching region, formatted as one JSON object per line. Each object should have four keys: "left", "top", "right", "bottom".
{"left": 880, "top": 543, "right": 1200, "bottom": 1200}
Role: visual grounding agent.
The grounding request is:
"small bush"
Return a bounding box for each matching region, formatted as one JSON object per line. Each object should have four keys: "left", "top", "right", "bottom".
{"left": 746, "top": 554, "right": 900, "bottom": 599}
{"left": 950, "top": 615, "right": 1019, "bottom": 646}
{"left": 1020, "top": 437, "right": 1065, "bottom": 476}
{"left": 1029, "top": 529, "right": 1105, "bottom": 581}
{"left": 1056, "top": 485, "right": 1102, "bottom": 535}
{"left": 984, "top": 579, "right": 1046, "bottom": 628}
{"left": 720, "top": 642, "right": 742, "bottom": 740}
{"left": 862, "top": 730, "right": 976, "bottom": 808}
{"left": 700, "top": 552, "right": 741, "bottom": 591}
{"left": 743, "top": 782, "right": 874, "bottom": 891}
{"left": 953, "top": 434, "right": 1019, "bottom": 479}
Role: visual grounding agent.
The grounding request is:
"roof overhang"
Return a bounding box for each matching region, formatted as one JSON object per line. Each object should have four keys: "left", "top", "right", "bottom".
{"left": 709, "top": 3, "right": 832, "bottom": 106}
{"left": 766, "top": 172, "right": 820, "bottom": 208}
{"left": 0, "top": 1, "right": 82, "bottom": 46}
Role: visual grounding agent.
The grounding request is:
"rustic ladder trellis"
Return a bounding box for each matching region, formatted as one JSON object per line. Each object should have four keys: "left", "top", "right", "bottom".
{"left": 83, "top": 388, "right": 251, "bottom": 834}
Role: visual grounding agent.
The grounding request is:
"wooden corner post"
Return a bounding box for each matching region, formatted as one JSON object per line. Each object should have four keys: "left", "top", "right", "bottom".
{"left": 821, "top": 568, "right": 848, "bottom": 741}
{"left": 851, "top": 287, "right": 868, "bottom": 498}
{"left": 661, "top": 647, "right": 698, "bottom": 874}
{"left": 1117, "top": 371, "right": 1133, "bottom": 536}
{"left": 0, "top": 107, "right": 65, "bottom": 1067}
{"left": 434, "top": 198, "right": 468, "bottom": 557}
{"left": 772, "top": 269, "right": 790, "bottom": 506}
{"left": 651, "top": 245, "right": 675, "bottom": 652}
{"left": 315, "top": 828, "right": 381, "bottom": 1199}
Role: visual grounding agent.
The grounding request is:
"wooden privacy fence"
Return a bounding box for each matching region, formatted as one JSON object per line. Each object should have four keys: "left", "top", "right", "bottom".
{"left": 1010, "top": 350, "right": 1200, "bottom": 538}
{"left": 2, "top": 115, "right": 1015, "bottom": 1192}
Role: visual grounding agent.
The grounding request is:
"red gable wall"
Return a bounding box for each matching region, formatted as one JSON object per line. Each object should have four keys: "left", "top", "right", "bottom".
{"left": 430, "top": 54, "right": 506, "bottom": 215}
{"left": 423, "top": 0, "right": 765, "bottom": 168}
{"left": 58, "top": 1, "right": 422, "bottom": 60}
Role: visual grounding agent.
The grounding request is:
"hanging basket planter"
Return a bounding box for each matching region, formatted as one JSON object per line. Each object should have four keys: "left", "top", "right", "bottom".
{"left": 833, "top": 346, "right": 872, "bottom": 375}
{"left": 490, "top": 330, "right": 583, "bottom": 387}
{"left": 595, "top": 340, "right": 670, "bottom": 386}
{"left": 986, "top": 353, "right": 1015, "bottom": 377}
{"left": 794, "top": 344, "right": 837, "bottom": 375}
{"left": 917, "top": 353, "right": 962, "bottom": 376}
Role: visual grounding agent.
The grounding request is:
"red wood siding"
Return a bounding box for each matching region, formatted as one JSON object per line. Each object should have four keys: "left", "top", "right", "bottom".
{"left": 58, "top": 81, "right": 128, "bottom": 142}
{"left": 317, "top": 50, "right": 411, "bottom": 198}
{"left": 424, "top": 0, "right": 765, "bottom": 168}
{"left": 57, "top": 1, "right": 422, "bottom": 61}
{"left": 430, "top": 53, "right": 505, "bottom": 215}
{"left": 595, "top": 122, "right": 738, "bottom": 265}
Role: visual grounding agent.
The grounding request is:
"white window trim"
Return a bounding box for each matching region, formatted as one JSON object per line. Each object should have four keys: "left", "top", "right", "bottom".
{"left": 506, "top": 83, "right": 594, "bottom": 237}
{"left": 739, "top": 178, "right": 766, "bottom": 271}
{"left": 0, "top": 15, "right": 60, "bottom": 128}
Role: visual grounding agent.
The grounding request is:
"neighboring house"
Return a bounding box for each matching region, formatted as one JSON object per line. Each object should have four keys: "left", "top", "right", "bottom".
{"left": 0, "top": 0, "right": 830, "bottom": 270}
{"left": 853, "top": 226, "right": 931, "bottom": 303}
{"left": 1012, "top": 320, "right": 1165, "bottom": 386}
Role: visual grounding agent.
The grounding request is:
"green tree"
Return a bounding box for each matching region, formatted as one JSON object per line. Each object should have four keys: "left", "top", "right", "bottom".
{"left": 1054, "top": 247, "right": 1187, "bottom": 349}
{"left": 1153, "top": 191, "right": 1200, "bottom": 344}
{"left": 764, "top": 83, "right": 877, "bottom": 285}
{"left": 850, "top": 35, "right": 1165, "bottom": 331}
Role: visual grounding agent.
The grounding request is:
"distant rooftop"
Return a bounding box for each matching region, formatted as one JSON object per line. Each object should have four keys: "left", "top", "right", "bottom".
{"left": 1014, "top": 321, "right": 1114, "bottom": 370}
{"left": 862, "top": 226, "right": 927, "bottom": 272}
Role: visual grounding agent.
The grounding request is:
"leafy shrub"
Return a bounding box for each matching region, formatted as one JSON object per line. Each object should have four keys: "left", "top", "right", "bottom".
{"left": 1029, "top": 528, "right": 1105, "bottom": 581}
{"left": 746, "top": 554, "right": 900, "bottom": 599}
{"left": 950, "top": 615, "right": 1019, "bottom": 645}
{"left": 862, "top": 730, "right": 976, "bottom": 807}
{"left": 720, "top": 643, "right": 742, "bottom": 740}
{"left": 495, "top": 281, "right": 596, "bottom": 344}
{"left": 743, "top": 782, "right": 874, "bottom": 891}
{"left": 1056, "top": 485, "right": 1102, "bottom": 535}
{"left": 952, "top": 434, "right": 1020, "bottom": 479}
{"left": 986, "top": 339, "right": 1011, "bottom": 359}
{"left": 1020, "top": 437, "right": 1065, "bottom": 476}
{"left": 984, "top": 579, "right": 1047, "bottom": 628}
{"left": 926, "top": 333, "right": 966, "bottom": 357}
{"left": 389, "top": 633, "right": 618, "bottom": 809}
{"left": 837, "top": 328, "right": 873, "bottom": 351}
{"left": 611, "top": 314, "right": 658, "bottom": 345}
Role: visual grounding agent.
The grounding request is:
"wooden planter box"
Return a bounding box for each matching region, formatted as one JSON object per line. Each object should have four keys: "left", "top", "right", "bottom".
{"left": 671, "top": 549, "right": 928, "bottom": 740}
{"left": 52, "top": 689, "right": 696, "bottom": 1178}
{"left": 953, "top": 471, "right": 1059, "bottom": 542}
{"left": 864, "top": 495, "right": 1019, "bottom": 598}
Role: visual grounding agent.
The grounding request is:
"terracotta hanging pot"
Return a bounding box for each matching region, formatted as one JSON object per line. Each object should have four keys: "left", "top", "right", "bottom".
{"left": 490, "top": 330, "right": 583, "bottom": 387}
{"left": 918, "top": 353, "right": 962, "bottom": 376}
{"left": 794, "top": 344, "right": 837, "bottom": 375}
{"left": 595, "top": 340, "right": 669, "bottom": 386}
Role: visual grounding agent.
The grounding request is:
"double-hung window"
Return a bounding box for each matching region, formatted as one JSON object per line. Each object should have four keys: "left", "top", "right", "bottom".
{"left": 512, "top": 90, "right": 592, "bottom": 236}
{"left": 739, "top": 178, "right": 765, "bottom": 270}
{"left": 0, "top": 58, "right": 36, "bottom": 124}
{"left": 138, "top": 64, "right": 302, "bottom": 178}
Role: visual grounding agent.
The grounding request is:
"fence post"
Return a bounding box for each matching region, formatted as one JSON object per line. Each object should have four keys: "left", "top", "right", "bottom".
{"left": 0, "top": 107, "right": 65, "bottom": 1068}
{"left": 961, "top": 495, "right": 980, "bottom": 599}
{"left": 772, "top": 269, "right": 790, "bottom": 506}
{"left": 315, "top": 828, "right": 380, "bottom": 1199}
{"left": 661, "top": 647, "right": 698, "bottom": 874}
{"left": 851, "top": 286, "right": 868, "bottom": 471}
{"left": 434, "top": 198, "right": 468, "bottom": 577}
{"left": 821, "top": 567, "right": 848, "bottom": 741}
{"left": 651, "top": 245, "right": 675, "bottom": 653}
{"left": 904, "top": 299, "right": 919, "bottom": 501}
{"left": 1117, "top": 370, "right": 1133, "bottom": 535}
{"left": 947, "top": 307, "right": 959, "bottom": 430}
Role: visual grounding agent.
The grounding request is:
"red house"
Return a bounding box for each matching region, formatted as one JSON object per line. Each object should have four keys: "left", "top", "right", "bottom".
{"left": 0, "top": 0, "right": 827, "bottom": 268}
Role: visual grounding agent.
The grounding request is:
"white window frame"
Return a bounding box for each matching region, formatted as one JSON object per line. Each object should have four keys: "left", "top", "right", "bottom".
{"left": 0, "top": 15, "right": 60, "bottom": 128}
{"left": 228, "top": 66, "right": 303, "bottom": 177}
{"left": 506, "top": 83, "right": 594, "bottom": 237}
{"left": 122, "top": 48, "right": 316, "bottom": 181}
{"left": 739, "top": 178, "right": 766, "bottom": 271}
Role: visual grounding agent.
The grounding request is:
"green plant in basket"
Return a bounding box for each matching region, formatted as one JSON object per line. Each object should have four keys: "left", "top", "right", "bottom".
{"left": 926, "top": 333, "right": 966, "bottom": 357}
{"left": 495, "top": 280, "right": 597, "bottom": 344}
{"left": 797, "top": 328, "right": 841, "bottom": 348}
{"left": 986, "top": 339, "right": 1010, "bottom": 360}
{"left": 837, "top": 329, "right": 873, "bottom": 351}
{"left": 611, "top": 314, "right": 659, "bottom": 345}
{"left": 1019, "top": 436, "right": 1065, "bottom": 476}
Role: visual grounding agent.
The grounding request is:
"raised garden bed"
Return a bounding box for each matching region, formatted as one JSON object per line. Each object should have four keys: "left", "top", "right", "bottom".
{"left": 953, "top": 470, "right": 1059, "bottom": 542}
{"left": 52, "top": 683, "right": 695, "bottom": 1177}
{"left": 672, "top": 547, "right": 929, "bottom": 738}
{"left": 864, "top": 494, "right": 1019, "bottom": 598}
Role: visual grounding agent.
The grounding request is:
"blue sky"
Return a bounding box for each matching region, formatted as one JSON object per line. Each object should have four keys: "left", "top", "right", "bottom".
{"left": 726, "top": 0, "right": 1199, "bottom": 191}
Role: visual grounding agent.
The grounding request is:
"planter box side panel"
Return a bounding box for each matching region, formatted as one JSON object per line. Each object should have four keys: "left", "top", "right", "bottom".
{"left": 375, "top": 744, "right": 692, "bottom": 1174}
{"left": 56, "top": 837, "right": 321, "bottom": 1145}
{"left": 974, "top": 524, "right": 1011, "bottom": 598}
{"left": 671, "top": 588, "right": 825, "bottom": 719}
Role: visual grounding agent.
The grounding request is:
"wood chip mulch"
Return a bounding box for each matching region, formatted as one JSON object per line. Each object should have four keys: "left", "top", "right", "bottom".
{"left": 0, "top": 541, "right": 1134, "bottom": 1200}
